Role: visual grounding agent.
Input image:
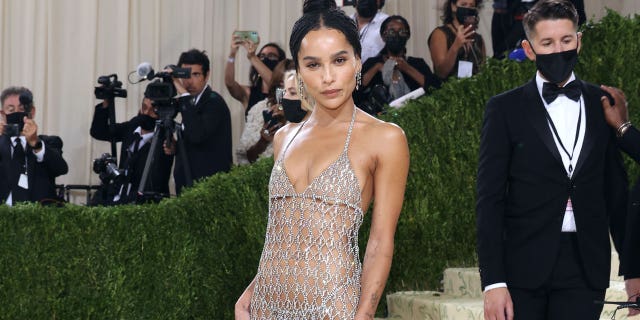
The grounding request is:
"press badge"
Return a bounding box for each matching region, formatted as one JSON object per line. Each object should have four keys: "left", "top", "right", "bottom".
{"left": 18, "top": 174, "right": 28, "bottom": 189}
{"left": 457, "top": 60, "right": 473, "bottom": 78}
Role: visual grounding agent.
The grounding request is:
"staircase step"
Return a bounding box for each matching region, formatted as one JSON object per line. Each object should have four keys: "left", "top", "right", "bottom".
{"left": 386, "top": 291, "right": 483, "bottom": 320}
{"left": 387, "top": 263, "right": 639, "bottom": 320}
{"left": 442, "top": 268, "right": 482, "bottom": 298}
{"left": 611, "top": 251, "right": 624, "bottom": 282}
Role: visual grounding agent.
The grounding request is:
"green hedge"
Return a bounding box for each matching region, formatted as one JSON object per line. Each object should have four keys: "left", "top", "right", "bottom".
{"left": 1, "top": 11, "right": 638, "bottom": 319}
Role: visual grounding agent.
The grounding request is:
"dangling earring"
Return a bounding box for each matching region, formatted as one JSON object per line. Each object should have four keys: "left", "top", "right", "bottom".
{"left": 297, "top": 77, "right": 305, "bottom": 100}
{"left": 356, "top": 70, "right": 362, "bottom": 91}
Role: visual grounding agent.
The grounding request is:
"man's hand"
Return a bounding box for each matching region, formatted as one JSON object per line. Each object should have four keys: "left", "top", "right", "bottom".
{"left": 600, "top": 85, "right": 629, "bottom": 129}
{"left": 22, "top": 116, "right": 39, "bottom": 147}
{"left": 483, "top": 287, "right": 514, "bottom": 320}
{"left": 625, "top": 278, "right": 640, "bottom": 316}
{"left": 163, "top": 136, "right": 176, "bottom": 156}
{"left": 0, "top": 110, "right": 6, "bottom": 135}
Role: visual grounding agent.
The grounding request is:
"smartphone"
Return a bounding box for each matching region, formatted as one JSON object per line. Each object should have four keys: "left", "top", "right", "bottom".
{"left": 463, "top": 16, "right": 478, "bottom": 39}
{"left": 234, "top": 31, "right": 259, "bottom": 44}
{"left": 262, "top": 109, "right": 279, "bottom": 128}
{"left": 275, "top": 87, "right": 285, "bottom": 105}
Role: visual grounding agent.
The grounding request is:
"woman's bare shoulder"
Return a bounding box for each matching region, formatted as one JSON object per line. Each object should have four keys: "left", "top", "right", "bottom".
{"left": 356, "top": 110, "right": 407, "bottom": 143}
{"left": 273, "top": 122, "right": 304, "bottom": 157}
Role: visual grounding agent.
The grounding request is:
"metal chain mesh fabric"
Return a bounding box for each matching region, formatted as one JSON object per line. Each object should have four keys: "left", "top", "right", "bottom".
{"left": 250, "top": 107, "right": 364, "bottom": 319}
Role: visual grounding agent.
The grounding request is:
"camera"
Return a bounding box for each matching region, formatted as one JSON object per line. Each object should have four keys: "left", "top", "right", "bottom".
{"left": 359, "top": 84, "right": 391, "bottom": 115}
{"left": 4, "top": 124, "right": 21, "bottom": 137}
{"left": 92, "top": 153, "right": 124, "bottom": 183}
{"left": 144, "top": 65, "right": 191, "bottom": 102}
{"left": 94, "top": 74, "right": 128, "bottom": 100}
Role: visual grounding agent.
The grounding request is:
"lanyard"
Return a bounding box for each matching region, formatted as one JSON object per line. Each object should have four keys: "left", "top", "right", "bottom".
{"left": 543, "top": 100, "right": 582, "bottom": 176}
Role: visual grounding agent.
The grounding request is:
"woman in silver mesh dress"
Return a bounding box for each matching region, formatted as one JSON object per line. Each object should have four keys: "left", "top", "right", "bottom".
{"left": 235, "top": 1, "right": 409, "bottom": 319}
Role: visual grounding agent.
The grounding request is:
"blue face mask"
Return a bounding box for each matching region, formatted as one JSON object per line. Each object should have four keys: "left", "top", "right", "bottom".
{"left": 281, "top": 98, "right": 307, "bottom": 123}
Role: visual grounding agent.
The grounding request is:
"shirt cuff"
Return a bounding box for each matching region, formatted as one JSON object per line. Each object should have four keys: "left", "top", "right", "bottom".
{"left": 32, "top": 143, "right": 45, "bottom": 162}
{"left": 484, "top": 282, "right": 507, "bottom": 292}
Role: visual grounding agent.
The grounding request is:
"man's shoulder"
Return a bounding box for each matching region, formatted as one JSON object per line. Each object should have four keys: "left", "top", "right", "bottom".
{"left": 39, "top": 135, "right": 64, "bottom": 149}
{"left": 489, "top": 81, "right": 533, "bottom": 105}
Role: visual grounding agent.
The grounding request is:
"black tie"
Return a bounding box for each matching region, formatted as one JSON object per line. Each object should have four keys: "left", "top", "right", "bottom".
{"left": 10, "top": 139, "right": 28, "bottom": 204}
{"left": 542, "top": 80, "right": 581, "bottom": 104}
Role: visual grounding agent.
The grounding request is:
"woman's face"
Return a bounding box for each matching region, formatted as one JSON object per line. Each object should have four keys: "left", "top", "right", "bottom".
{"left": 283, "top": 74, "right": 299, "bottom": 101}
{"left": 259, "top": 45, "right": 281, "bottom": 61}
{"left": 454, "top": 0, "right": 476, "bottom": 10}
{"left": 382, "top": 19, "right": 409, "bottom": 38}
{"left": 297, "top": 28, "right": 360, "bottom": 111}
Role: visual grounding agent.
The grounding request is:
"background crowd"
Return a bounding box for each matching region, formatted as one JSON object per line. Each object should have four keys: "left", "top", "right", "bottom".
{"left": 0, "top": 0, "right": 630, "bottom": 205}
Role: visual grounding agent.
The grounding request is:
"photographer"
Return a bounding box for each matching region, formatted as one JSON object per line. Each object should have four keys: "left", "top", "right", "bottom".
{"left": 0, "top": 86, "right": 68, "bottom": 206}
{"left": 90, "top": 89, "right": 174, "bottom": 204}
{"left": 164, "top": 48, "right": 232, "bottom": 195}
{"left": 360, "top": 15, "right": 441, "bottom": 105}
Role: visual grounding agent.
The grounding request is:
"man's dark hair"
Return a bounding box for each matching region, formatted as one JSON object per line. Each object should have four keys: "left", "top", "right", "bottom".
{"left": 380, "top": 15, "right": 411, "bottom": 39}
{"left": 177, "top": 48, "right": 210, "bottom": 77}
{"left": 523, "top": 0, "right": 578, "bottom": 39}
{"left": 250, "top": 43, "right": 286, "bottom": 89}
{"left": 290, "top": 0, "right": 362, "bottom": 71}
{"left": 1, "top": 86, "right": 33, "bottom": 113}
{"left": 441, "top": 0, "right": 484, "bottom": 24}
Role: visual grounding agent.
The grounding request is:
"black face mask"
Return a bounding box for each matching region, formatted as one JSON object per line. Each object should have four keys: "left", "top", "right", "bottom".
{"left": 262, "top": 58, "right": 279, "bottom": 71}
{"left": 357, "top": 0, "right": 378, "bottom": 19}
{"left": 281, "top": 99, "right": 307, "bottom": 123}
{"left": 136, "top": 114, "right": 157, "bottom": 131}
{"left": 5, "top": 112, "right": 28, "bottom": 132}
{"left": 455, "top": 6, "right": 478, "bottom": 26}
{"left": 384, "top": 35, "right": 409, "bottom": 55}
{"left": 533, "top": 48, "right": 579, "bottom": 84}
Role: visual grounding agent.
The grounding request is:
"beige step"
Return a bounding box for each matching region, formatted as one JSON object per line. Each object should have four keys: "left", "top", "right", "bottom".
{"left": 386, "top": 262, "right": 639, "bottom": 320}
{"left": 442, "top": 268, "right": 482, "bottom": 298}
{"left": 386, "top": 291, "right": 483, "bottom": 320}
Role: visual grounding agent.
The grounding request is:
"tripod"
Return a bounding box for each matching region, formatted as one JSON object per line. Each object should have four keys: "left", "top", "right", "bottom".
{"left": 136, "top": 112, "right": 192, "bottom": 202}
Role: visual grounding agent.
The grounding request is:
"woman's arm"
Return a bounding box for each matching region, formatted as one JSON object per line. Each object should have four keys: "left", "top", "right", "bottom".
{"left": 355, "top": 123, "right": 409, "bottom": 320}
{"left": 225, "top": 35, "right": 251, "bottom": 107}
{"left": 395, "top": 57, "right": 425, "bottom": 87}
{"left": 235, "top": 277, "right": 257, "bottom": 320}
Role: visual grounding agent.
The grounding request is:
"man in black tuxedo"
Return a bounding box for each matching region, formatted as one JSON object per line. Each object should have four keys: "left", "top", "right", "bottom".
{"left": 90, "top": 94, "right": 174, "bottom": 204}
{"left": 476, "top": 1, "right": 628, "bottom": 319}
{"left": 0, "top": 86, "right": 68, "bottom": 206}
{"left": 164, "top": 49, "right": 232, "bottom": 194}
{"left": 600, "top": 85, "right": 640, "bottom": 317}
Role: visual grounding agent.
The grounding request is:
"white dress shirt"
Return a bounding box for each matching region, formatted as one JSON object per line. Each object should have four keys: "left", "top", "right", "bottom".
{"left": 351, "top": 11, "right": 389, "bottom": 64}
{"left": 5, "top": 136, "right": 45, "bottom": 206}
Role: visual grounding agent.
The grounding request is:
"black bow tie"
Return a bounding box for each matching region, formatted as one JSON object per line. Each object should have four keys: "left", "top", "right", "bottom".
{"left": 542, "top": 80, "right": 581, "bottom": 104}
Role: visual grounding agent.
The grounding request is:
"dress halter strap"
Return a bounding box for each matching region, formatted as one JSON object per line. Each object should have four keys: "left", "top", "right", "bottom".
{"left": 343, "top": 106, "right": 357, "bottom": 153}
{"left": 281, "top": 106, "right": 358, "bottom": 159}
{"left": 281, "top": 118, "right": 308, "bottom": 160}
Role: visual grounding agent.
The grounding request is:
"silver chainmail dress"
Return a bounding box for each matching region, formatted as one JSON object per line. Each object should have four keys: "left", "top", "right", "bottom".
{"left": 250, "top": 107, "right": 364, "bottom": 319}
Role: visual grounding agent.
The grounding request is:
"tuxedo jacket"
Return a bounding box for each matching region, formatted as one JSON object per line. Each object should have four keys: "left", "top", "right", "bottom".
{"left": 0, "top": 134, "right": 68, "bottom": 203}
{"left": 174, "top": 86, "right": 232, "bottom": 194}
{"left": 617, "top": 126, "right": 640, "bottom": 279}
{"left": 90, "top": 104, "right": 174, "bottom": 198}
{"left": 476, "top": 78, "right": 628, "bottom": 290}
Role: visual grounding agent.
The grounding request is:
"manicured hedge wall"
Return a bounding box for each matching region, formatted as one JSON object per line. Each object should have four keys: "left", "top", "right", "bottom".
{"left": 0, "top": 11, "right": 638, "bottom": 319}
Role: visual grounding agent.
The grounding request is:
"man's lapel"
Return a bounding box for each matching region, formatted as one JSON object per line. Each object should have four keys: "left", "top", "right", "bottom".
{"left": 523, "top": 79, "right": 564, "bottom": 166}
{"left": 571, "top": 80, "right": 597, "bottom": 177}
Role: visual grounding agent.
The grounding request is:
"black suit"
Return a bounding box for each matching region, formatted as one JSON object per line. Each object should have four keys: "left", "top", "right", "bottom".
{"left": 0, "top": 134, "right": 68, "bottom": 204}
{"left": 476, "top": 78, "right": 628, "bottom": 317}
{"left": 617, "top": 127, "right": 640, "bottom": 279}
{"left": 174, "top": 86, "right": 231, "bottom": 194}
{"left": 90, "top": 104, "right": 174, "bottom": 203}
